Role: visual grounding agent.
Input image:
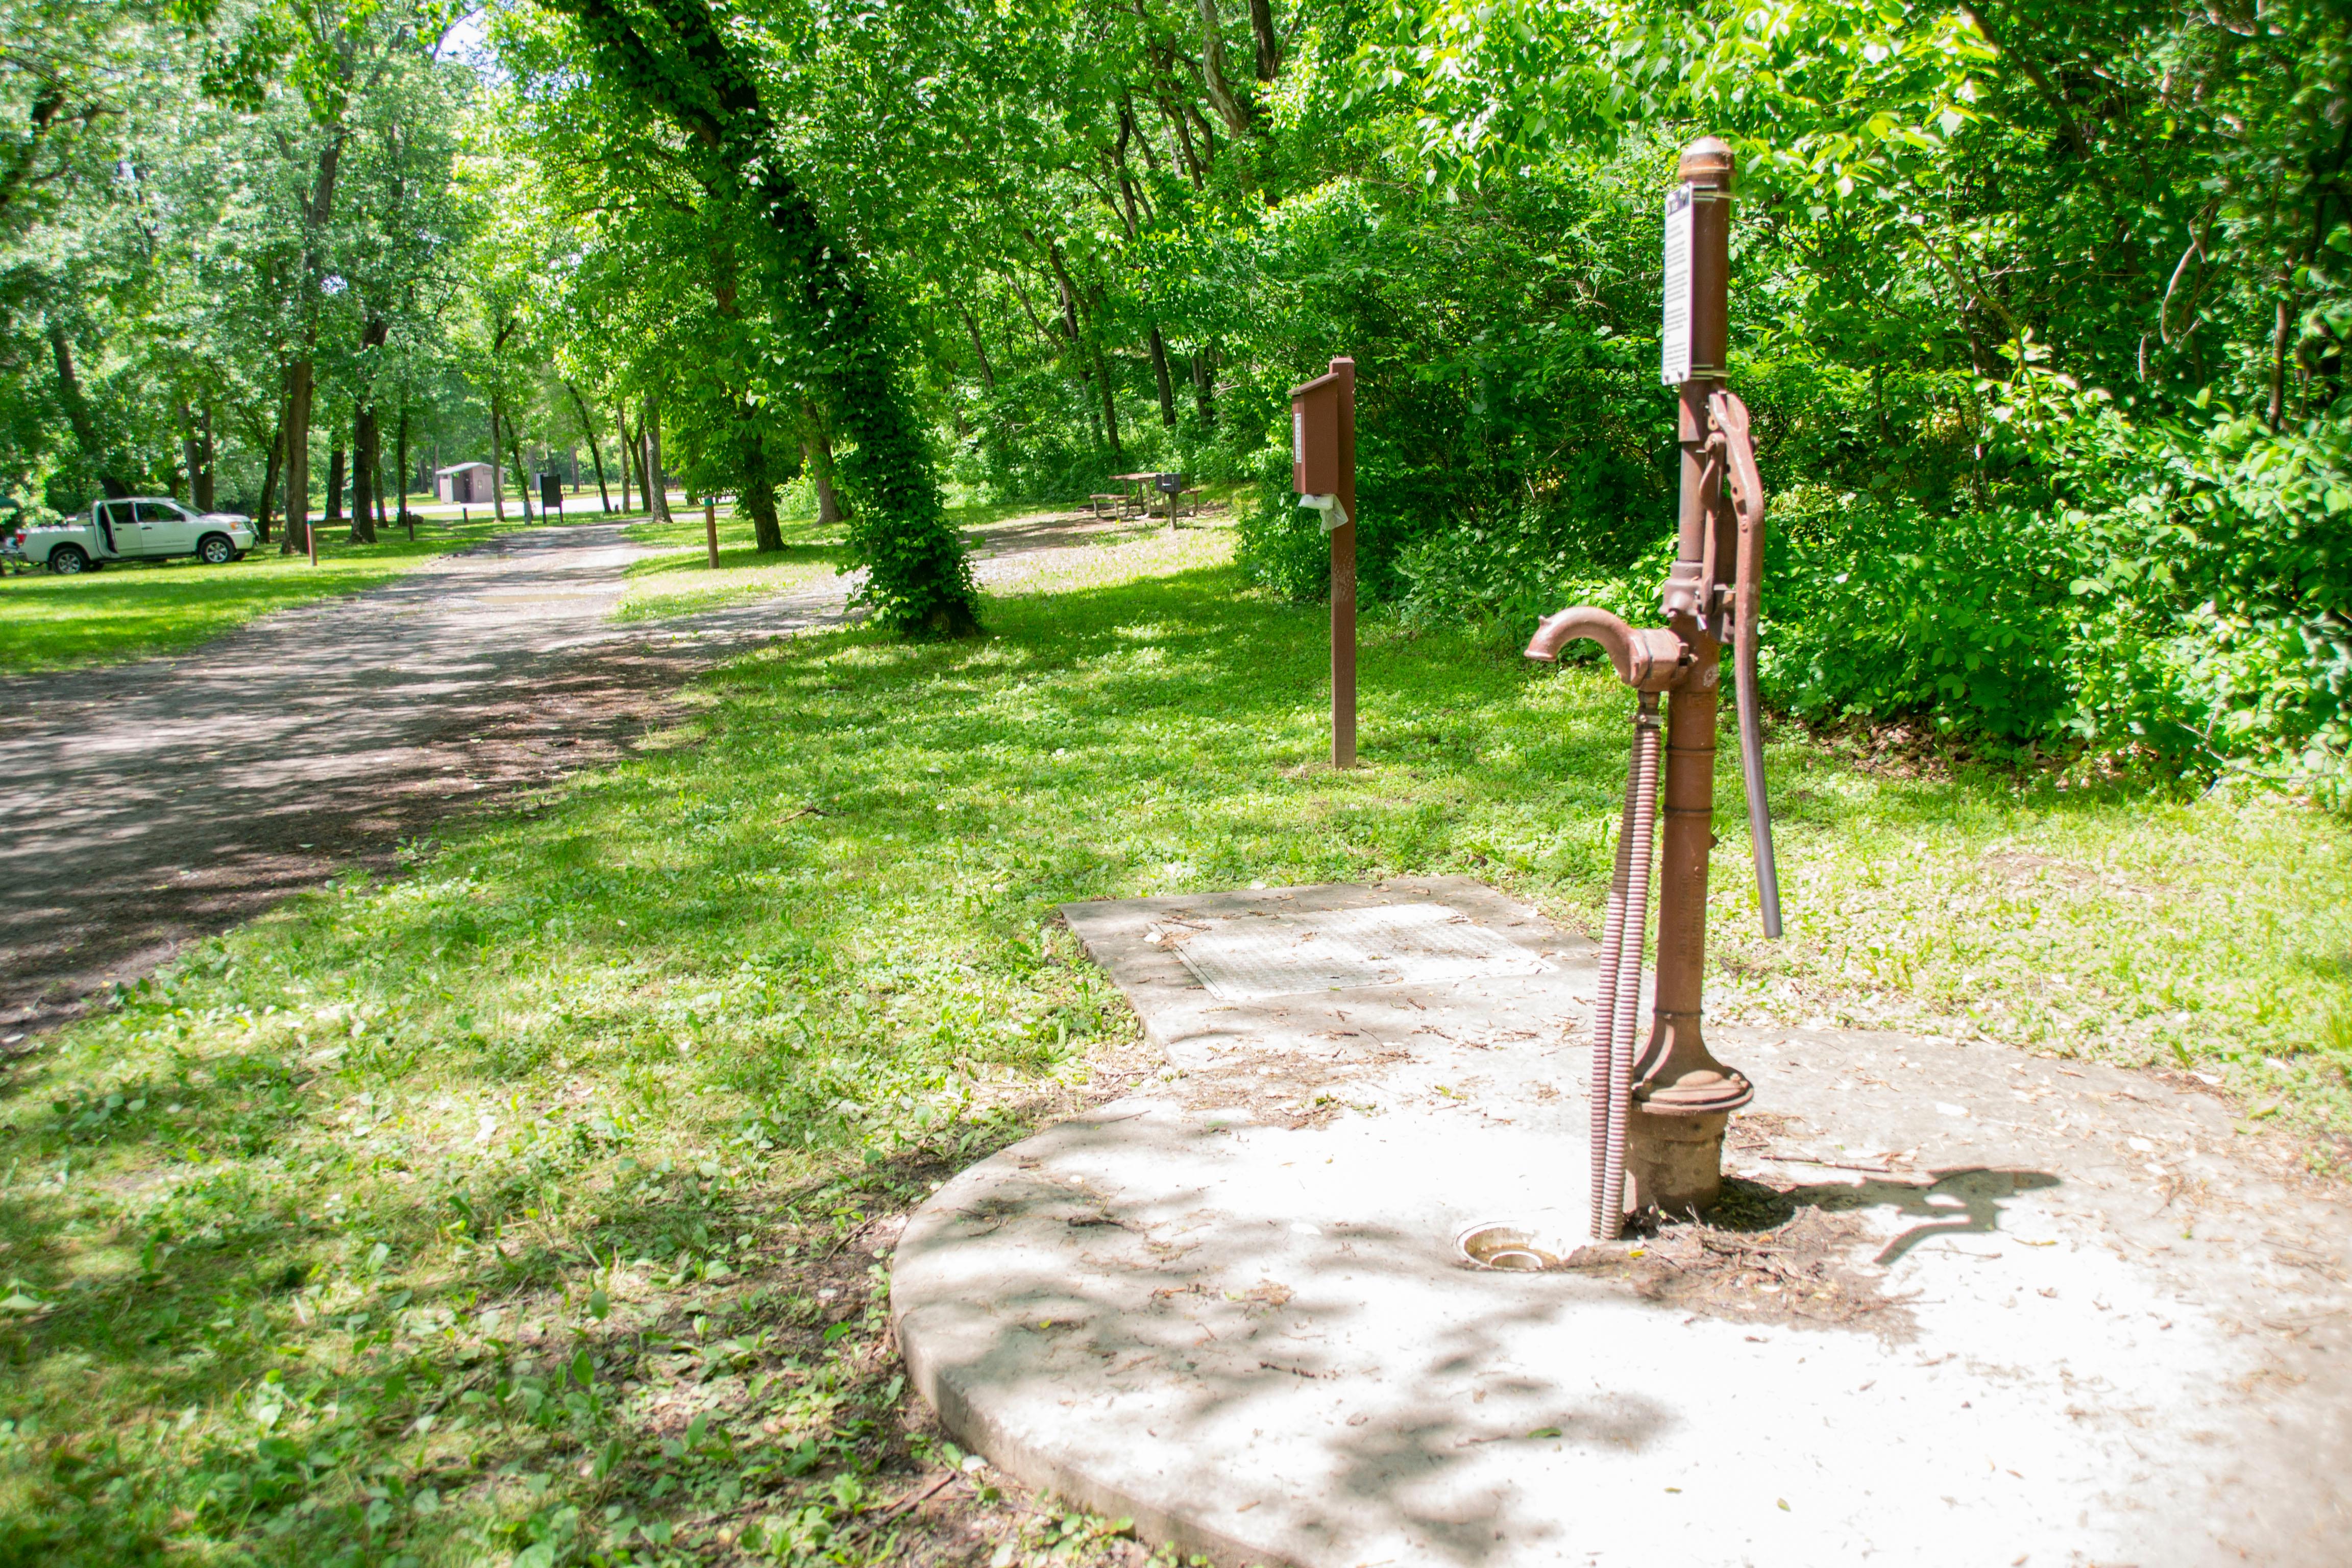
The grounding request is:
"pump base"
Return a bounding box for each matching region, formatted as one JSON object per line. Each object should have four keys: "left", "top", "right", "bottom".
{"left": 1627, "top": 1109, "right": 1729, "bottom": 1217}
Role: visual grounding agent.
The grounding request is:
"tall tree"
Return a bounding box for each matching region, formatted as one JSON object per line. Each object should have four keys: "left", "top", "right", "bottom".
{"left": 540, "top": 0, "right": 979, "bottom": 635}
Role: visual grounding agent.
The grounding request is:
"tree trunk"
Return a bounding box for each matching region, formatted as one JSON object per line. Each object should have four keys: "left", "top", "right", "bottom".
{"left": 195, "top": 404, "right": 215, "bottom": 511}
{"left": 394, "top": 401, "right": 410, "bottom": 532}
{"left": 644, "top": 392, "right": 670, "bottom": 521}
{"left": 962, "top": 307, "right": 997, "bottom": 391}
{"left": 488, "top": 405, "right": 507, "bottom": 522}
{"left": 283, "top": 358, "right": 314, "bottom": 553}
{"left": 508, "top": 420, "right": 535, "bottom": 521}
{"left": 49, "top": 326, "right": 129, "bottom": 498}
{"left": 1052, "top": 269, "right": 1122, "bottom": 463}
{"left": 741, "top": 419, "right": 785, "bottom": 551}
{"left": 1158, "top": 94, "right": 1207, "bottom": 189}
{"left": 325, "top": 446, "right": 346, "bottom": 526}
{"left": 254, "top": 401, "right": 284, "bottom": 542}
{"left": 567, "top": 383, "right": 612, "bottom": 512}
{"left": 282, "top": 128, "right": 344, "bottom": 555}
{"left": 1248, "top": 0, "right": 1280, "bottom": 79}
{"left": 1192, "top": 342, "right": 1217, "bottom": 428}
{"left": 1197, "top": 0, "right": 1254, "bottom": 136}
{"left": 2269, "top": 293, "right": 2291, "bottom": 431}
{"left": 806, "top": 433, "right": 844, "bottom": 526}
{"left": 350, "top": 410, "right": 378, "bottom": 542}
{"left": 349, "top": 315, "right": 385, "bottom": 541}
{"left": 176, "top": 403, "right": 199, "bottom": 502}
{"left": 1041, "top": 241, "right": 1116, "bottom": 456}
{"left": 615, "top": 402, "right": 634, "bottom": 511}
{"left": 1147, "top": 326, "right": 1177, "bottom": 426}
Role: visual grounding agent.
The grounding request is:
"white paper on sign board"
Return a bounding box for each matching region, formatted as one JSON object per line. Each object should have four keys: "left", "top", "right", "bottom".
{"left": 1292, "top": 404, "right": 1305, "bottom": 465}
{"left": 1661, "top": 182, "right": 1694, "bottom": 385}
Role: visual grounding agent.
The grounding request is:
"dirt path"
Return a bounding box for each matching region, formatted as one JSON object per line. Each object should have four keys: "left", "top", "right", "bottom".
{"left": 0, "top": 509, "right": 1197, "bottom": 1040}
{"left": 0, "top": 523, "right": 840, "bottom": 1036}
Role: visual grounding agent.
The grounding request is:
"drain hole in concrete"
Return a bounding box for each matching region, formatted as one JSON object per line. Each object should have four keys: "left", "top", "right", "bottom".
{"left": 1457, "top": 1223, "right": 1564, "bottom": 1272}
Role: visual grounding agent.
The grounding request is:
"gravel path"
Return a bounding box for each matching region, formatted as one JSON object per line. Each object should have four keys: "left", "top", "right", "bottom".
{"left": 0, "top": 522, "right": 851, "bottom": 1036}
{"left": 0, "top": 507, "right": 1189, "bottom": 1040}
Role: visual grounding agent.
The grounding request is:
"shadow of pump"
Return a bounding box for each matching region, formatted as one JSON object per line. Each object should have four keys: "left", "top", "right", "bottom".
{"left": 1694, "top": 1167, "right": 2062, "bottom": 1265}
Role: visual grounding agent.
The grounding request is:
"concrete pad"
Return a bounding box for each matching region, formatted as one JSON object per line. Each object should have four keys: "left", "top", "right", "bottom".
{"left": 892, "top": 878, "right": 2352, "bottom": 1566}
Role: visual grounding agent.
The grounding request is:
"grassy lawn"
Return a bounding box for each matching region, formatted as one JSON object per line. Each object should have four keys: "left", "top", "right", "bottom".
{"left": 4, "top": 528, "right": 2348, "bottom": 1564}
{"left": 0, "top": 511, "right": 631, "bottom": 673}
{"left": 612, "top": 508, "right": 845, "bottom": 624}
{"left": 611, "top": 500, "right": 1144, "bottom": 623}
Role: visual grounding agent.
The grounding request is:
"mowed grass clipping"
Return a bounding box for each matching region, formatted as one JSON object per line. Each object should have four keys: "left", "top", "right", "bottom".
{"left": 4, "top": 535, "right": 2349, "bottom": 1564}
{"left": 0, "top": 511, "right": 626, "bottom": 672}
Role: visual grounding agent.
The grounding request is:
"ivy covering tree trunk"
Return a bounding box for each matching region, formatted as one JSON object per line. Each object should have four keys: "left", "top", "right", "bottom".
{"left": 544, "top": 0, "right": 979, "bottom": 636}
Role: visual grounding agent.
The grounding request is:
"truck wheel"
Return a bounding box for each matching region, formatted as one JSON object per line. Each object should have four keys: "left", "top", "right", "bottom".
{"left": 198, "top": 533, "right": 235, "bottom": 565}
{"left": 48, "top": 545, "right": 88, "bottom": 575}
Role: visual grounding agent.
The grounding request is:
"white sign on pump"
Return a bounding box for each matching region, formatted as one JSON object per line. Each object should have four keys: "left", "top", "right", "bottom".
{"left": 1661, "top": 182, "right": 1694, "bottom": 385}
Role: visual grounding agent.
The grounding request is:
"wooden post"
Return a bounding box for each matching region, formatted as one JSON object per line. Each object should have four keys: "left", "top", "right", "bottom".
{"left": 705, "top": 500, "right": 720, "bottom": 569}
{"left": 306, "top": 507, "right": 320, "bottom": 568}
{"left": 1332, "top": 359, "right": 1357, "bottom": 769}
{"left": 1289, "top": 358, "right": 1358, "bottom": 768}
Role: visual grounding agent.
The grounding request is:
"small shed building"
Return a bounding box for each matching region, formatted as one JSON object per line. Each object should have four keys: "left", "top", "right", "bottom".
{"left": 435, "top": 462, "right": 497, "bottom": 505}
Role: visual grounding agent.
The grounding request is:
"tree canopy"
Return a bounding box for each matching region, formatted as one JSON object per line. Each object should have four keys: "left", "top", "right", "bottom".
{"left": 3, "top": 0, "right": 2346, "bottom": 768}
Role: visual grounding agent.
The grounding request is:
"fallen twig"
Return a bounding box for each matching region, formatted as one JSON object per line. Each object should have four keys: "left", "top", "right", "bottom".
{"left": 1757, "top": 1152, "right": 1905, "bottom": 1177}
{"left": 838, "top": 1468, "right": 961, "bottom": 1541}
{"left": 823, "top": 1212, "right": 888, "bottom": 1262}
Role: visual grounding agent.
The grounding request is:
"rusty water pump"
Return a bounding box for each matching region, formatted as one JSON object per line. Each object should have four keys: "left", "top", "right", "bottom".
{"left": 1527, "top": 137, "right": 1781, "bottom": 1238}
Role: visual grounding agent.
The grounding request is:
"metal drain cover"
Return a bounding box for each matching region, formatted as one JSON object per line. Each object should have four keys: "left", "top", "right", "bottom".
{"left": 1163, "top": 902, "right": 1551, "bottom": 1002}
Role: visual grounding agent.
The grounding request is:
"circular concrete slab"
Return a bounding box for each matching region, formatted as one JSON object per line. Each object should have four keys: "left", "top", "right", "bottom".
{"left": 892, "top": 881, "right": 2351, "bottom": 1566}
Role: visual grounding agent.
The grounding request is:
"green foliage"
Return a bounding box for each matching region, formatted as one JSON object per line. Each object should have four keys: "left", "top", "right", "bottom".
{"left": 1348, "top": 0, "right": 2352, "bottom": 785}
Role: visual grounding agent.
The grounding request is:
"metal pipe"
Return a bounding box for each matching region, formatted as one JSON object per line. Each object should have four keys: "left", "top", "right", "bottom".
{"left": 1588, "top": 729, "right": 1640, "bottom": 1238}
{"left": 1600, "top": 696, "right": 1661, "bottom": 1236}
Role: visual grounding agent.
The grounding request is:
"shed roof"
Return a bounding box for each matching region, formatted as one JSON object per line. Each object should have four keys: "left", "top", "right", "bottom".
{"left": 435, "top": 461, "right": 495, "bottom": 475}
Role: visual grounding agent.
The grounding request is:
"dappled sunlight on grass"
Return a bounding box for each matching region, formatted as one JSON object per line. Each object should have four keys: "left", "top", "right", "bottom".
{"left": 613, "top": 507, "right": 846, "bottom": 622}
{"left": 3, "top": 550, "right": 2348, "bottom": 1562}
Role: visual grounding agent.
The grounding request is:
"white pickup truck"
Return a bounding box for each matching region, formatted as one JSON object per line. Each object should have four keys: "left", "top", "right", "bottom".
{"left": 15, "top": 497, "right": 258, "bottom": 574}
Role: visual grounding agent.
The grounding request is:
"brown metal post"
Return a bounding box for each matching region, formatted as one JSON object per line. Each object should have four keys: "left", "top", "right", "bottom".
{"left": 705, "top": 501, "right": 720, "bottom": 569}
{"left": 1628, "top": 136, "right": 1752, "bottom": 1217}
{"left": 1330, "top": 357, "right": 1357, "bottom": 770}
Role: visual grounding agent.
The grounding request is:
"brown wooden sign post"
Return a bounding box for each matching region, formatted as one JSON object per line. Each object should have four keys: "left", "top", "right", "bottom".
{"left": 1291, "top": 357, "right": 1357, "bottom": 769}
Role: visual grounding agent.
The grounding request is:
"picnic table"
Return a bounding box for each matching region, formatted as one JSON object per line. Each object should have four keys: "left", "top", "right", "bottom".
{"left": 1111, "top": 472, "right": 1161, "bottom": 517}
{"left": 1089, "top": 474, "right": 1203, "bottom": 524}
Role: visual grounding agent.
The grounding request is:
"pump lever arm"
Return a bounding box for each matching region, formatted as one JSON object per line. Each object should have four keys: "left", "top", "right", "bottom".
{"left": 1707, "top": 389, "right": 1783, "bottom": 939}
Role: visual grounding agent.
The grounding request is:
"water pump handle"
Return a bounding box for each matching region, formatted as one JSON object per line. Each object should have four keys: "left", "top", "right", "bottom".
{"left": 1708, "top": 389, "right": 1783, "bottom": 938}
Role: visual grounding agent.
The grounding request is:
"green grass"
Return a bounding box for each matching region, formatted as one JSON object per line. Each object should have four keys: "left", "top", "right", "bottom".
{"left": 4, "top": 529, "right": 2348, "bottom": 1564}
{"left": 610, "top": 499, "right": 1096, "bottom": 624}
{"left": 0, "top": 512, "right": 629, "bottom": 673}
{"left": 613, "top": 507, "right": 846, "bottom": 624}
